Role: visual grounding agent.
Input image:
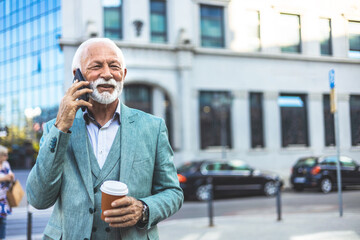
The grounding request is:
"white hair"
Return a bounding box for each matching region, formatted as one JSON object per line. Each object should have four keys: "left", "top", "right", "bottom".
{"left": 71, "top": 38, "right": 126, "bottom": 75}
{"left": 0, "top": 145, "right": 8, "bottom": 155}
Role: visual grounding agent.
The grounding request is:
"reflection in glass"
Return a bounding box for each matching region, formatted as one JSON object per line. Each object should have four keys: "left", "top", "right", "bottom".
{"left": 279, "top": 94, "right": 309, "bottom": 147}
{"left": 200, "top": 5, "right": 224, "bottom": 48}
{"left": 320, "top": 18, "right": 332, "bottom": 56}
{"left": 279, "top": 14, "right": 301, "bottom": 53}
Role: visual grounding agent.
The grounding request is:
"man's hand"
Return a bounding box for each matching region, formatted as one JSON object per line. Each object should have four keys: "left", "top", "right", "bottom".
{"left": 55, "top": 80, "right": 93, "bottom": 132}
{"left": 103, "top": 196, "right": 144, "bottom": 228}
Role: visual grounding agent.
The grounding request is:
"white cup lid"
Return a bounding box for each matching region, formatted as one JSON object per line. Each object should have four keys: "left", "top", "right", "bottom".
{"left": 100, "top": 181, "right": 128, "bottom": 196}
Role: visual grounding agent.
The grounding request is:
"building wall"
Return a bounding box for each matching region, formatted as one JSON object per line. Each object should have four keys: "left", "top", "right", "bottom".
{"left": 60, "top": 0, "right": 360, "bottom": 185}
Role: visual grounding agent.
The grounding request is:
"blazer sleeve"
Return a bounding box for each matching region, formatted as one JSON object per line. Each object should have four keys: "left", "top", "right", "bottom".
{"left": 26, "top": 120, "right": 71, "bottom": 209}
{"left": 139, "top": 119, "right": 184, "bottom": 229}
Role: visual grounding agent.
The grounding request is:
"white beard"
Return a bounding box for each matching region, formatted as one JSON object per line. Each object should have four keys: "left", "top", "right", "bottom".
{"left": 89, "top": 78, "right": 123, "bottom": 104}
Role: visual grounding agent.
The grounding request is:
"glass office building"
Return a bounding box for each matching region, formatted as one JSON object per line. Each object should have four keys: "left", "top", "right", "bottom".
{"left": 0, "top": 0, "right": 63, "bottom": 168}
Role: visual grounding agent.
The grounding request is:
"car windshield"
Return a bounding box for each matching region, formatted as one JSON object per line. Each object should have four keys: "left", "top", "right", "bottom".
{"left": 294, "top": 157, "right": 317, "bottom": 167}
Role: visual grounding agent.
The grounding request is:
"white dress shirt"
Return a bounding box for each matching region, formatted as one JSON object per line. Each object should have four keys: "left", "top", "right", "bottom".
{"left": 83, "top": 103, "right": 121, "bottom": 169}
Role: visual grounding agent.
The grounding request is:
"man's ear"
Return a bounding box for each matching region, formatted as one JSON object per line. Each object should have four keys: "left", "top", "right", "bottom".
{"left": 123, "top": 68, "right": 127, "bottom": 79}
{"left": 72, "top": 69, "right": 76, "bottom": 76}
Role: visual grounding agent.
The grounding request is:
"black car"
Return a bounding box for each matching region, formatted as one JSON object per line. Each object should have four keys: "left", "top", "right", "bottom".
{"left": 290, "top": 155, "right": 360, "bottom": 193}
{"left": 177, "top": 159, "right": 282, "bottom": 201}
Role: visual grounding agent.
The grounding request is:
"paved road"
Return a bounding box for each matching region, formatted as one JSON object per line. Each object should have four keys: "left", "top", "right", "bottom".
{"left": 8, "top": 170, "right": 360, "bottom": 240}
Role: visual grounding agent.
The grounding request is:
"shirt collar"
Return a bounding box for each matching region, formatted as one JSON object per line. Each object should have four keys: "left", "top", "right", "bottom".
{"left": 83, "top": 102, "right": 121, "bottom": 127}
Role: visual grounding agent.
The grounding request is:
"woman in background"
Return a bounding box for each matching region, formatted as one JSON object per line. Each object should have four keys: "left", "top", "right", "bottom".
{"left": 0, "top": 145, "right": 14, "bottom": 240}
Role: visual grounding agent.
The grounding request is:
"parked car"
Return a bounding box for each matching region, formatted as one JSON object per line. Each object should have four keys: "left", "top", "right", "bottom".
{"left": 177, "top": 159, "right": 283, "bottom": 201}
{"left": 290, "top": 155, "right": 360, "bottom": 193}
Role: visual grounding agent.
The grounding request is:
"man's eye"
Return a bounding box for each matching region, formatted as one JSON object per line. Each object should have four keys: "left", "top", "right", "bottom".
{"left": 111, "top": 65, "right": 121, "bottom": 69}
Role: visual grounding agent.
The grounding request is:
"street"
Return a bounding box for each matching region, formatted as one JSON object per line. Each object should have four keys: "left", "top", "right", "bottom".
{"left": 6, "top": 186, "right": 360, "bottom": 239}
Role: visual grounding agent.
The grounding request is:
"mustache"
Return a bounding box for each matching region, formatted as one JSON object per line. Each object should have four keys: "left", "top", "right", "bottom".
{"left": 90, "top": 78, "right": 117, "bottom": 89}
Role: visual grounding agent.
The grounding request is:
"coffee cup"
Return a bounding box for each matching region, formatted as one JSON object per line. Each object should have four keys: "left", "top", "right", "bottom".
{"left": 100, "top": 180, "right": 128, "bottom": 220}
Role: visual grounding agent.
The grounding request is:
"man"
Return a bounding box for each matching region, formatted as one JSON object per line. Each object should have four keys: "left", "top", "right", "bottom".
{"left": 26, "top": 38, "right": 183, "bottom": 240}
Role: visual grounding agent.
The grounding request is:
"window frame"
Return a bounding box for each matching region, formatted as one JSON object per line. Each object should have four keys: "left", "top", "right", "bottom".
{"left": 200, "top": 4, "right": 225, "bottom": 48}
{"left": 150, "top": 0, "right": 167, "bottom": 43}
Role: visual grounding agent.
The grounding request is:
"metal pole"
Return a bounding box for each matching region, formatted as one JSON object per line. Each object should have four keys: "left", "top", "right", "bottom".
{"left": 207, "top": 177, "right": 214, "bottom": 227}
{"left": 27, "top": 203, "right": 33, "bottom": 240}
{"left": 276, "top": 180, "right": 282, "bottom": 221}
{"left": 220, "top": 114, "right": 226, "bottom": 160}
{"left": 334, "top": 111, "right": 343, "bottom": 217}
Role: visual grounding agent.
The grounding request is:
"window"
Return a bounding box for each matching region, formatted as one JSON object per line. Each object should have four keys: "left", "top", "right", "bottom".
{"left": 200, "top": 4, "right": 224, "bottom": 48}
{"left": 103, "top": 0, "right": 122, "bottom": 39}
{"left": 350, "top": 95, "right": 360, "bottom": 146}
{"left": 323, "top": 94, "right": 335, "bottom": 146}
{"left": 320, "top": 18, "right": 332, "bottom": 56}
{"left": 124, "top": 85, "right": 152, "bottom": 113}
{"left": 245, "top": 10, "right": 261, "bottom": 52}
{"left": 249, "top": 92, "right": 264, "bottom": 148}
{"left": 199, "top": 91, "right": 232, "bottom": 149}
{"left": 279, "top": 94, "right": 309, "bottom": 147}
{"left": 279, "top": 13, "right": 301, "bottom": 53}
{"left": 348, "top": 21, "right": 360, "bottom": 58}
{"left": 150, "top": 0, "right": 167, "bottom": 43}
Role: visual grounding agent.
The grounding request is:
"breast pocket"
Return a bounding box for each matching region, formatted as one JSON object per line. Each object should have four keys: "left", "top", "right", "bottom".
{"left": 129, "top": 157, "right": 154, "bottom": 196}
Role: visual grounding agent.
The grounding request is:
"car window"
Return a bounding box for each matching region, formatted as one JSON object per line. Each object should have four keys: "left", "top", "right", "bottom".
{"left": 340, "top": 156, "right": 356, "bottom": 167}
{"left": 205, "top": 163, "right": 222, "bottom": 171}
{"left": 321, "top": 156, "right": 337, "bottom": 166}
{"left": 229, "top": 160, "right": 251, "bottom": 171}
{"left": 295, "top": 157, "right": 317, "bottom": 167}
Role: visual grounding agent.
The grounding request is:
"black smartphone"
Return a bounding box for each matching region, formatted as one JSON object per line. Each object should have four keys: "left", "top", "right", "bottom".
{"left": 73, "top": 69, "right": 90, "bottom": 111}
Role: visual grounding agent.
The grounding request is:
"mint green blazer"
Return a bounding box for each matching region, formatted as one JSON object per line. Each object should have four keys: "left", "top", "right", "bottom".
{"left": 26, "top": 103, "right": 183, "bottom": 240}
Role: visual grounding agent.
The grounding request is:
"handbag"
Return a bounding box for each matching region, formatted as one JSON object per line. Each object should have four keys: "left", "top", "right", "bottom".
{"left": 6, "top": 180, "right": 25, "bottom": 207}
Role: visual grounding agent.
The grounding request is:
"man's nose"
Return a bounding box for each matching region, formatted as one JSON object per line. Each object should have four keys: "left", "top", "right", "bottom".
{"left": 100, "top": 65, "right": 113, "bottom": 80}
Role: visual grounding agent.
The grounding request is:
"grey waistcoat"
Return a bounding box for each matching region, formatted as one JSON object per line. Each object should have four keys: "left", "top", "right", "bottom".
{"left": 88, "top": 127, "right": 122, "bottom": 240}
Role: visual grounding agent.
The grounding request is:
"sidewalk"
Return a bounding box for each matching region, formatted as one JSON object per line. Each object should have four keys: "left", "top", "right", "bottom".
{"left": 158, "top": 212, "right": 360, "bottom": 240}
{"left": 7, "top": 207, "right": 360, "bottom": 240}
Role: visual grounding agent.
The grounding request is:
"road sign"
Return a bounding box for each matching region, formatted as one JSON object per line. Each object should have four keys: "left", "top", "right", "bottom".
{"left": 329, "top": 69, "right": 335, "bottom": 89}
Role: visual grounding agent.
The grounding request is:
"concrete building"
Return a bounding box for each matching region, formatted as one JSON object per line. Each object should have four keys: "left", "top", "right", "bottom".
{"left": 3, "top": 0, "right": 360, "bottom": 182}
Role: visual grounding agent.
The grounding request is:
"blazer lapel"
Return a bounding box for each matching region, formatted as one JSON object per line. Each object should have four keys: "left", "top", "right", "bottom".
{"left": 71, "top": 116, "right": 94, "bottom": 204}
{"left": 120, "top": 104, "right": 139, "bottom": 184}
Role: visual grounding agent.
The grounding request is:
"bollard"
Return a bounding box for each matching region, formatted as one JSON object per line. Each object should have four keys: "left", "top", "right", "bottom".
{"left": 27, "top": 203, "right": 33, "bottom": 240}
{"left": 207, "top": 177, "right": 214, "bottom": 227}
{"left": 276, "top": 180, "right": 282, "bottom": 221}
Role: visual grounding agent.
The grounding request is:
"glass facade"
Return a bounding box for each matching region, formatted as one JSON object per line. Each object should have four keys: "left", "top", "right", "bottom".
{"left": 103, "top": 0, "right": 123, "bottom": 39}
{"left": 150, "top": 0, "right": 167, "bottom": 43}
{"left": 320, "top": 18, "right": 332, "bottom": 56}
{"left": 279, "top": 13, "right": 301, "bottom": 53}
{"left": 200, "top": 4, "right": 224, "bottom": 48}
{"left": 0, "top": 0, "right": 63, "bottom": 168}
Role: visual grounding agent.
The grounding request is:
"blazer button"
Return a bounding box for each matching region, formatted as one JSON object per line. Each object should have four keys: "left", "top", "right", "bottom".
{"left": 105, "top": 227, "right": 111, "bottom": 232}
{"left": 84, "top": 238, "right": 89, "bottom": 240}
{"left": 89, "top": 208, "right": 94, "bottom": 214}
{"left": 94, "top": 188, "right": 98, "bottom": 193}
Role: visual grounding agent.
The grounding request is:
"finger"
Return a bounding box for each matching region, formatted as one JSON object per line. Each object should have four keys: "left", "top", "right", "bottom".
{"left": 68, "top": 80, "right": 90, "bottom": 95}
{"left": 112, "top": 196, "right": 133, "bottom": 208}
{"left": 73, "top": 88, "right": 93, "bottom": 99}
{"left": 76, "top": 100, "right": 92, "bottom": 108}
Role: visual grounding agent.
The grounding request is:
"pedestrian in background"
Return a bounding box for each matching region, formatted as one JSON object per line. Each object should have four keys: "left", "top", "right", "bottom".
{"left": 0, "top": 145, "right": 15, "bottom": 240}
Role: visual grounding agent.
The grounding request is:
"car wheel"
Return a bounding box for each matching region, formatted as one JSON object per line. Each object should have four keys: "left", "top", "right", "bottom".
{"left": 195, "top": 185, "right": 210, "bottom": 201}
{"left": 263, "top": 181, "right": 277, "bottom": 196}
{"left": 320, "top": 178, "right": 332, "bottom": 193}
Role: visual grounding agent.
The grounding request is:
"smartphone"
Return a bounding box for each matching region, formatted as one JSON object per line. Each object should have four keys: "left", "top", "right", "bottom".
{"left": 73, "top": 69, "right": 90, "bottom": 111}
